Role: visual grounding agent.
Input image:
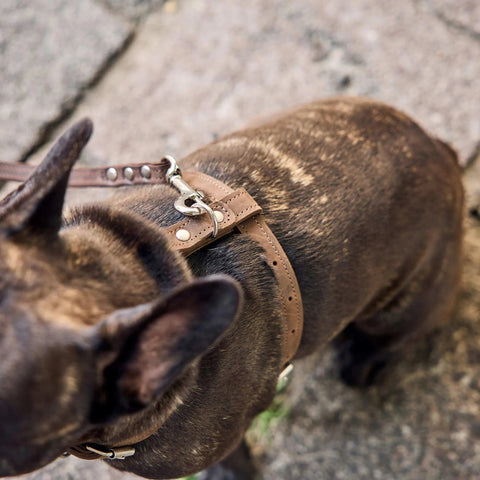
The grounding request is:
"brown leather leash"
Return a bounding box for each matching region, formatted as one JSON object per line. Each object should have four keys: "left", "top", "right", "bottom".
{"left": 0, "top": 159, "right": 171, "bottom": 187}
{"left": 0, "top": 157, "right": 303, "bottom": 461}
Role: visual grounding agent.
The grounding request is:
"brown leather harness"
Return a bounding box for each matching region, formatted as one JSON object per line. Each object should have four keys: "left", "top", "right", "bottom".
{"left": 0, "top": 157, "right": 303, "bottom": 461}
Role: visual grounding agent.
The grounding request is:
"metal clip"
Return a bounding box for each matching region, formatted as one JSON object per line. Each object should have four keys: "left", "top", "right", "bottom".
{"left": 85, "top": 444, "right": 135, "bottom": 460}
{"left": 163, "top": 155, "right": 218, "bottom": 237}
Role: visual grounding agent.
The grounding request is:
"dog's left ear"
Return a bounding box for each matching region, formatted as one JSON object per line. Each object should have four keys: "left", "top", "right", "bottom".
{"left": 90, "top": 275, "right": 243, "bottom": 421}
{"left": 0, "top": 119, "right": 93, "bottom": 237}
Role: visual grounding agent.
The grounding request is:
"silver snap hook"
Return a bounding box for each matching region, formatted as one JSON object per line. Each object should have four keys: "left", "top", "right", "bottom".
{"left": 162, "top": 155, "right": 219, "bottom": 237}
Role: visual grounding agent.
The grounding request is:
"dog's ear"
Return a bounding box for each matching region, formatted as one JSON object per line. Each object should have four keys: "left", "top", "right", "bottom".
{"left": 0, "top": 119, "right": 93, "bottom": 237}
{"left": 90, "top": 275, "right": 243, "bottom": 421}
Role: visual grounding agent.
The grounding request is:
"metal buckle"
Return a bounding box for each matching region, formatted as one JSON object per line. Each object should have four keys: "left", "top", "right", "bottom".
{"left": 85, "top": 444, "right": 135, "bottom": 460}
{"left": 164, "top": 155, "right": 219, "bottom": 237}
{"left": 277, "top": 363, "right": 294, "bottom": 393}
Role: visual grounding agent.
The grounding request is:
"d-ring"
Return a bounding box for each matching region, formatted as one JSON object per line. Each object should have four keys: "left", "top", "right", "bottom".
{"left": 192, "top": 200, "right": 219, "bottom": 237}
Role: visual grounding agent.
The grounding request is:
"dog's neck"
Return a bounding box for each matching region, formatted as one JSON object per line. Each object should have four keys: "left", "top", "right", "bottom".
{"left": 63, "top": 210, "right": 280, "bottom": 467}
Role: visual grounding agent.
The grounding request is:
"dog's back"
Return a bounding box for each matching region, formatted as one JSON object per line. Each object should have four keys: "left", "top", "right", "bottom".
{"left": 119, "top": 97, "right": 464, "bottom": 361}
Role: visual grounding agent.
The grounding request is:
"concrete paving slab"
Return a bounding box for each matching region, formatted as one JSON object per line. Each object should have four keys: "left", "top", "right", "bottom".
{"left": 34, "top": 0, "right": 377, "bottom": 175}
{"left": 0, "top": 0, "right": 132, "bottom": 163}
{"left": 36, "top": 0, "right": 480, "bottom": 172}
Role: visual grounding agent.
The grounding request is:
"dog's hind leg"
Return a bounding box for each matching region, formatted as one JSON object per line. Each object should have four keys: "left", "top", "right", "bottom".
{"left": 336, "top": 239, "right": 462, "bottom": 387}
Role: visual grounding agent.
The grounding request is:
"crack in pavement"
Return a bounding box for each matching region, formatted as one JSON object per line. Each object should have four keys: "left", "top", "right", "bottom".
{"left": 422, "top": 0, "right": 480, "bottom": 42}
{"left": 18, "top": 29, "right": 135, "bottom": 165}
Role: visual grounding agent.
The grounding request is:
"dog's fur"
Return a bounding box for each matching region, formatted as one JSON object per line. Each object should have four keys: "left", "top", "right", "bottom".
{"left": 0, "top": 98, "right": 464, "bottom": 479}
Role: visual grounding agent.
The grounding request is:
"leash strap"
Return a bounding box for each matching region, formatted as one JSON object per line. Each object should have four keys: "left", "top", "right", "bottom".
{"left": 0, "top": 158, "right": 303, "bottom": 459}
{"left": 0, "top": 160, "right": 171, "bottom": 187}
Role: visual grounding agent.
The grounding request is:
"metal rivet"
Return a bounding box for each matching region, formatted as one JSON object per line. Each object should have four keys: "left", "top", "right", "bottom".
{"left": 175, "top": 229, "right": 191, "bottom": 241}
{"left": 123, "top": 167, "right": 134, "bottom": 180}
{"left": 106, "top": 167, "right": 118, "bottom": 181}
{"left": 140, "top": 165, "right": 152, "bottom": 179}
{"left": 213, "top": 210, "right": 224, "bottom": 223}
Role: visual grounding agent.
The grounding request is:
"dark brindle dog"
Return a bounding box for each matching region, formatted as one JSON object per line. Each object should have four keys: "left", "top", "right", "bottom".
{"left": 0, "top": 98, "right": 463, "bottom": 479}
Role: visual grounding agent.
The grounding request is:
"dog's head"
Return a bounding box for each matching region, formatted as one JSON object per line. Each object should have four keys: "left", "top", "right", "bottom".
{"left": 0, "top": 121, "right": 242, "bottom": 475}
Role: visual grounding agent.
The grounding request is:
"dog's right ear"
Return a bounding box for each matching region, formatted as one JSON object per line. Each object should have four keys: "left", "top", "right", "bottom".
{"left": 0, "top": 119, "right": 93, "bottom": 237}
{"left": 89, "top": 275, "right": 243, "bottom": 423}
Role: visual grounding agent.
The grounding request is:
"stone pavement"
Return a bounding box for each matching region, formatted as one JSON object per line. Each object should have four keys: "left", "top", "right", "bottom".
{"left": 0, "top": 0, "right": 132, "bottom": 163}
{"left": 1, "top": 0, "right": 480, "bottom": 479}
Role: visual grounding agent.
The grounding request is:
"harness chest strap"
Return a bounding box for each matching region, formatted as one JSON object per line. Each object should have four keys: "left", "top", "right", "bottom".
{"left": 174, "top": 171, "right": 304, "bottom": 365}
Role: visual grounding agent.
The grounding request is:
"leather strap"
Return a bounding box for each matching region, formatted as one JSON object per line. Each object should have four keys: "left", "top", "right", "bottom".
{"left": 166, "top": 171, "right": 303, "bottom": 366}
{"left": 1, "top": 160, "right": 303, "bottom": 459}
{"left": 66, "top": 445, "right": 114, "bottom": 461}
{"left": 238, "top": 216, "right": 303, "bottom": 363}
{"left": 0, "top": 160, "right": 171, "bottom": 187}
{"left": 165, "top": 187, "right": 262, "bottom": 255}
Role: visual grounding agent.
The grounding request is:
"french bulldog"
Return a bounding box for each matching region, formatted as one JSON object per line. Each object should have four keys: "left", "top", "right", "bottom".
{"left": 0, "top": 97, "right": 464, "bottom": 479}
